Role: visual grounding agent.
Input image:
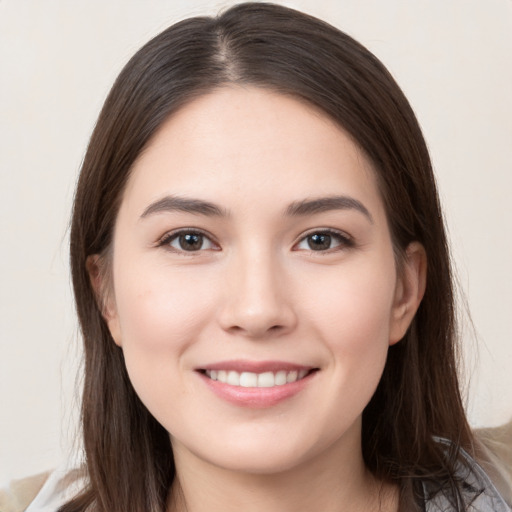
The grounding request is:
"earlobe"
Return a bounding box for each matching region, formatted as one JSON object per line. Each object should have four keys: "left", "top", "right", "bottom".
{"left": 86, "top": 254, "right": 123, "bottom": 347}
{"left": 86, "top": 254, "right": 103, "bottom": 302}
{"left": 389, "top": 242, "right": 427, "bottom": 345}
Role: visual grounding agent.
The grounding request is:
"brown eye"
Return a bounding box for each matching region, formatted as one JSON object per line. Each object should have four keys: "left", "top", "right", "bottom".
{"left": 307, "top": 233, "right": 332, "bottom": 250}
{"left": 163, "top": 231, "right": 217, "bottom": 252}
{"left": 295, "top": 230, "right": 353, "bottom": 252}
{"left": 178, "top": 233, "right": 204, "bottom": 251}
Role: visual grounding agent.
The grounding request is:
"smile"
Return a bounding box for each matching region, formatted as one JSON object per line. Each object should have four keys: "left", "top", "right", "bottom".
{"left": 204, "top": 369, "right": 310, "bottom": 388}
{"left": 197, "top": 362, "right": 318, "bottom": 408}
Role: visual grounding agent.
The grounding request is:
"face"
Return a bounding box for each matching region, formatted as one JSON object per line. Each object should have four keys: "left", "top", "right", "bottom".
{"left": 97, "top": 87, "right": 424, "bottom": 476}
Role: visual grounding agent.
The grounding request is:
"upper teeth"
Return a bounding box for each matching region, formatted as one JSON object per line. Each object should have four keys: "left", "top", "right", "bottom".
{"left": 205, "top": 369, "right": 309, "bottom": 388}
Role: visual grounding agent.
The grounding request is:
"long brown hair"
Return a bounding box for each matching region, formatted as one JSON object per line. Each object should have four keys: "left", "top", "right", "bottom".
{"left": 65, "top": 3, "right": 473, "bottom": 511}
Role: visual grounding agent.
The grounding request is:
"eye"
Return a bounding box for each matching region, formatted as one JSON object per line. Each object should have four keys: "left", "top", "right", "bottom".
{"left": 295, "top": 230, "right": 353, "bottom": 252}
{"left": 160, "top": 230, "right": 218, "bottom": 252}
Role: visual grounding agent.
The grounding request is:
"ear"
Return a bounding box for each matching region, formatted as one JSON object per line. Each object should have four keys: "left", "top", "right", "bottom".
{"left": 389, "top": 242, "right": 427, "bottom": 345}
{"left": 86, "top": 254, "right": 123, "bottom": 347}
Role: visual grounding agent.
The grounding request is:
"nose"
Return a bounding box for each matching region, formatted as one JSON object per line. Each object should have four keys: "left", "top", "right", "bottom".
{"left": 217, "top": 249, "right": 297, "bottom": 339}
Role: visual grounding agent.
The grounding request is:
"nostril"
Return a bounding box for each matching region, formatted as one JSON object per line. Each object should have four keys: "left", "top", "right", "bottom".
{"left": 217, "top": 295, "right": 298, "bottom": 338}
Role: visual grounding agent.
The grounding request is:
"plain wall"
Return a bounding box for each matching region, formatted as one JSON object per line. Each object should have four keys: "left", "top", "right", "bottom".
{"left": 1, "top": 0, "right": 511, "bottom": 483}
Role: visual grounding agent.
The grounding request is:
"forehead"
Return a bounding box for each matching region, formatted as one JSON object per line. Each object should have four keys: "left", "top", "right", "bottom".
{"left": 122, "top": 86, "right": 384, "bottom": 220}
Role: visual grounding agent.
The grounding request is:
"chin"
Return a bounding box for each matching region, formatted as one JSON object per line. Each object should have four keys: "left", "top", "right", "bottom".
{"left": 173, "top": 422, "right": 351, "bottom": 477}
{"left": 205, "top": 443, "right": 313, "bottom": 475}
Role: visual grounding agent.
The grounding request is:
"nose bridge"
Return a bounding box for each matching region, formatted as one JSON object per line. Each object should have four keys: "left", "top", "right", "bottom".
{"left": 218, "top": 242, "right": 296, "bottom": 337}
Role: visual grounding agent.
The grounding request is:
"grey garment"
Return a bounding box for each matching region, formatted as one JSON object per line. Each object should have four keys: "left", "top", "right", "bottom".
{"left": 423, "top": 438, "right": 511, "bottom": 512}
{"left": 13, "top": 435, "right": 512, "bottom": 512}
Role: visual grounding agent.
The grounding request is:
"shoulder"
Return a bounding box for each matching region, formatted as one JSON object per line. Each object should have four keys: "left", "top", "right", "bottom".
{"left": 0, "top": 472, "right": 50, "bottom": 512}
{"left": 1, "top": 467, "right": 87, "bottom": 512}
{"left": 424, "top": 422, "right": 512, "bottom": 512}
{"left": 474, "top": 420, "right": 512, "bottom": 507}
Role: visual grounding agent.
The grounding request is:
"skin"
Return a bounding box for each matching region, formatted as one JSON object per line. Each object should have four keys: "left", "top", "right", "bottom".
{"left": 90, "top": 86, "right": 426, "bottom": 512}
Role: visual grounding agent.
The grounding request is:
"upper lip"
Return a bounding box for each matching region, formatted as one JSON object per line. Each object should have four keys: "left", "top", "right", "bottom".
{"left": 197, "top": 360, "right": 316, "bottom": 373}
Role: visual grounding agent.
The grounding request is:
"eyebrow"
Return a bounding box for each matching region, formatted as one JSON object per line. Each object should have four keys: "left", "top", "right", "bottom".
{"left": 140, "top": 194, "right": 373, "bottom": 223}
{"left": 285, "top": 195, "right": 373, "bottom": 223}
{"left": 140, "top": 196, "right": 228, "bottom": 219}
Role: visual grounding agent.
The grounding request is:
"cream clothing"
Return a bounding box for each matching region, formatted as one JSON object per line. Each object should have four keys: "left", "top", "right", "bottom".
{"left": 2, "top": 426, "right": 511, "bottom": 512}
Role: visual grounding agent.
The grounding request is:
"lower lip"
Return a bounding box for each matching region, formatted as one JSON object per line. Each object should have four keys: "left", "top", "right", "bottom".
{"left": 198, "top": 371, "right": 316, "bottom": 408}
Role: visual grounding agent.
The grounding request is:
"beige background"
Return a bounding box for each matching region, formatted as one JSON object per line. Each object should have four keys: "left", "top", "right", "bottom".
{"left": 1, "top": 0, "right": 511, "bottom": 483}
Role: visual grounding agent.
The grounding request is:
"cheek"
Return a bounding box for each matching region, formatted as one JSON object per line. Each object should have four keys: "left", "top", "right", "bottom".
{"left": 114, "top": 262, "right": 215, "bottom": 348}
{"left": 110, "top": 263, "right": 217, "bottom": 405}
{"left": 297, "top": 258, "right": 396, "bottom": 397}
{"left": 301, "top": 259, "right": 397, "bottom": 348}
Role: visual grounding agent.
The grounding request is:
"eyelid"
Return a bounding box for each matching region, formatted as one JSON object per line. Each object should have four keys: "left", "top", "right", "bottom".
{"left": 293, "top": 228, "right": 354, "bottom": 252}
{"left": 155, "top": 227, "right": 353, "bottom": 253}
{"left": 157, "top": 228, "right": 220, "bottom": 252}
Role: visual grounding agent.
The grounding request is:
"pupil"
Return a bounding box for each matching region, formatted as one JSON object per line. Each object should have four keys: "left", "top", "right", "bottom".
{"left": 180, "top": 233, "right": 202, "bottom": 251}
{"left": 308, "top": 233, "right": 331, "bottom": 250}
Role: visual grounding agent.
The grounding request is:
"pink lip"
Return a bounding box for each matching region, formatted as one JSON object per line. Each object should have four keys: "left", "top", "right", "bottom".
{"left": 196, "top": 360, "right": 318, "bottom": 408}
{"left": 198, "top": 360, "right": 313, "bottom": 373}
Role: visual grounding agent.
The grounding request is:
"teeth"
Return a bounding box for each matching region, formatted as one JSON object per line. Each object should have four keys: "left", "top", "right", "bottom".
{"left": 227, "top": 371, "right": 240, "bottom": 386}
{"left": 275, "top": 371, "right": 287, "bottom": 385}
{"left": 240, "top": 372, "right": 258, "bottom": 387}
{"left": 258, "top": 371, "right": 274, "bottom": 387}
{"left": 287, "top": 370, "right": 298, "bottom": 383}
{"left": 205, "top": 369, "right": 310, "bottom": 387}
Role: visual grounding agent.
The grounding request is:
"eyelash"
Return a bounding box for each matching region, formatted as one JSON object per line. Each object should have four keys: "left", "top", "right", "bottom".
{"left": 157, "top": 228, "right": 354, "bottom": 254}
{"left": 157, "top": 229, "right": 220, "bottom": 253}
{"left": 293, "top": 229, "right": 354, "bottom": 253}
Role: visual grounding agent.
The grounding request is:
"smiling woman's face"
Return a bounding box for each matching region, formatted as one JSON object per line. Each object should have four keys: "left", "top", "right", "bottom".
{"left": 97, "top": 86, "right": 423, "bottom": 476}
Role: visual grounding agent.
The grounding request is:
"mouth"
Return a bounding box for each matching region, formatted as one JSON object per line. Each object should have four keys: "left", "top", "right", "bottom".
{"left": 200, "top": 368, "right": 314, "bottom": 388}
{"left": 196, "top": 361, "right": 319, "bottom": 407}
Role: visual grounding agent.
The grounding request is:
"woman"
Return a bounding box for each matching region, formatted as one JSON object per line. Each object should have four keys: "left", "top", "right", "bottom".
{"left": 12, "top": 2, "right": 511, "bottom": 511}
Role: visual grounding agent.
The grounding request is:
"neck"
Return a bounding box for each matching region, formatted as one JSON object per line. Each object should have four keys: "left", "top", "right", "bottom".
{"left": 167, "top": 426, "right": 398, "bottom": 512}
